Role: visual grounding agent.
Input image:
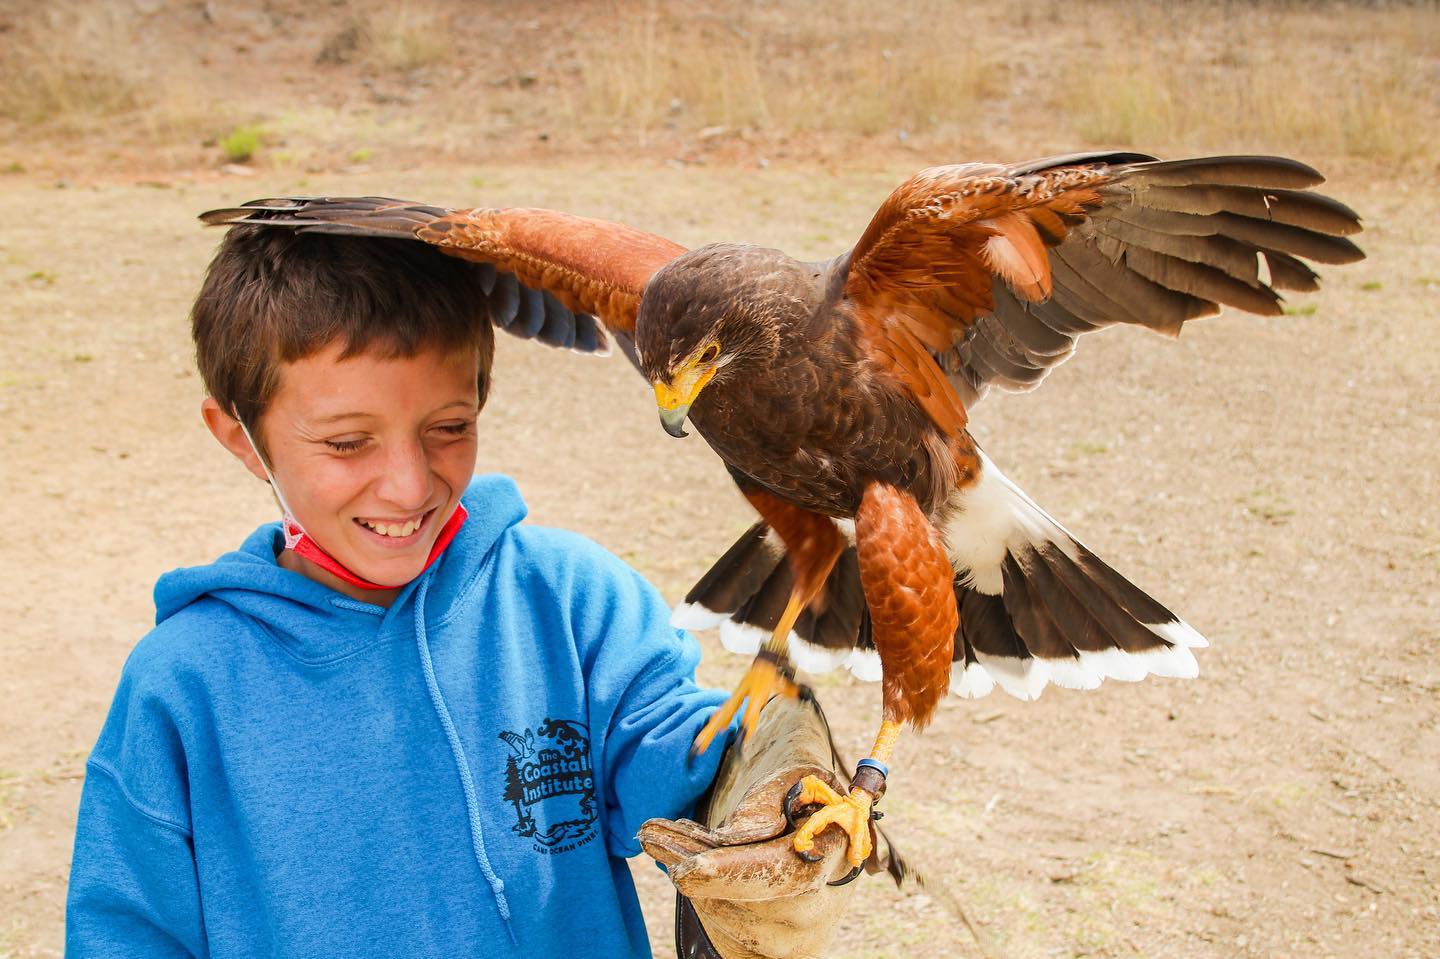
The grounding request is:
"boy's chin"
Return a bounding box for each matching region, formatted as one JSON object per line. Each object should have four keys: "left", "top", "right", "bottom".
{"left": 348, "top": 552, "right": 430, "bottom": 588}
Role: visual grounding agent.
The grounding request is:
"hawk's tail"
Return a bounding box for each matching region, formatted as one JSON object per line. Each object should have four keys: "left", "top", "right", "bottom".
{"left": 670, "top": 523, "right": 882, "bottom": 680}
{"left": 672, "top": 451, "right": 1206, "bottom": 701}
{"left": 936, "top": 450, "right": 1206, "bottom": 700}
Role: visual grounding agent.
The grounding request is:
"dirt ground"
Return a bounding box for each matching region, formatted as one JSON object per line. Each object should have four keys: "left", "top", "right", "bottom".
{"left": 1, "top": 155, "right": 1437, "bottom": 959}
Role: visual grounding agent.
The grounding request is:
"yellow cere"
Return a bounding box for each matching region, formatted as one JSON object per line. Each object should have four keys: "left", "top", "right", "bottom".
{"left": 653, "top": 344, "right": 721, "bottom": 411}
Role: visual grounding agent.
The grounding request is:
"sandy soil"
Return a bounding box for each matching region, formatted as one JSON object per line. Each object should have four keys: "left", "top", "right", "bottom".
{"left": 1, "top": 157, "right": 1437, "bottom": 959}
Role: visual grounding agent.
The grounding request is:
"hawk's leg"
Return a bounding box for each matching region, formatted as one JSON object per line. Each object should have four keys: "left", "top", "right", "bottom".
{"left": 691, "top": 491, "right": 845, "bottom": 755}
{"left": 690, "top": 591, "right": 810, "bottom": 755}
{"left": 789, "top": 720, "right": 899, "bottom": 868}
{"left": 785, "top": 481, "right": 957, "bottom": 866}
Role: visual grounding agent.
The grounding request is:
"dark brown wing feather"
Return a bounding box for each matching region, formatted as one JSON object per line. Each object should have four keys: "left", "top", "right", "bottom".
{"left": 200, "top": 197, "right": 687, "bottom": 345}
{"left": 841, "top": 153, "right": 1364, "bottom": 407}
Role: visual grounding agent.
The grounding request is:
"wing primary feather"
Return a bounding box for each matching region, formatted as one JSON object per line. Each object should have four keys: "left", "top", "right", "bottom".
{"left": 536, "top": 291, "right": 577, "bottom": 349}
{"left": 488, "top": 272, "right": 520, "bottom": 328}
{"left": 1211, "top": 212, "right": 1365, "bottom": 265}
{"left": 516, "top": 285, "right": 547, "bottom": 339}
{"left": 1124, "top": 247, "right": 1283, "bottom": 316}
{"left": 571, "top": 313, "right": 601, "bottom": 353}
{"left": 1134, "top": 185, "right": 1362, "bottom": 235}
{"left": 474, "top": 262, "right": 497, "bottom": 296}
{"left": 1049, "top": 249, "right": 1153, "bottom": 329}
{"left": 1125, "top": 155, "right": 1326, "bottom": 189}
{"left": 1059, "top": 241, "right": 1210, "bottom": 335}
{"left": 1090, "top": 219, "right": 1263, "bottom": 286}
{"left": 1258, "top": 248, "right": 1321, "bottom": 292}
{"left": 1004, "top": 151, "right": 1158, "bottom": 175}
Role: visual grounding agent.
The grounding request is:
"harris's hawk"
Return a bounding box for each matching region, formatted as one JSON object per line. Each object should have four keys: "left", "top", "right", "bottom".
{"left": 202, "top": 151, "right": 1364, "bottom": 866}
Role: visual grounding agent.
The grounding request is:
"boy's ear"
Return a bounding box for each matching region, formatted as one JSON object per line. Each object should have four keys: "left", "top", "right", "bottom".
{"left": 201, "top": 398, "right": 270, "bottom": 484}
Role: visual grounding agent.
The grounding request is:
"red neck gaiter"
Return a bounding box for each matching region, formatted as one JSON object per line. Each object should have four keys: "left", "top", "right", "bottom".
{"left": 282, "top": 503, "right": 469, "bottom": 591}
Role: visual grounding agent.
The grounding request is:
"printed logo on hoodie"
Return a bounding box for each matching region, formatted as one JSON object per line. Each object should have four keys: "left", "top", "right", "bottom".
{"left": 499, "top": 718, "right": 598, "bottom": 855}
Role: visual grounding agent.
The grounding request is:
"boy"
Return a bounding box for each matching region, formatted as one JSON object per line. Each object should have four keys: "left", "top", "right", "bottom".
{"left": 65, "top": 225, "right": 735, "bottom": 956}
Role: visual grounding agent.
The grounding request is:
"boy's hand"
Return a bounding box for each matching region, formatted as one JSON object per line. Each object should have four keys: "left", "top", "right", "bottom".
{"left": 639, "top": 694, "right": 908, "bottom": 959}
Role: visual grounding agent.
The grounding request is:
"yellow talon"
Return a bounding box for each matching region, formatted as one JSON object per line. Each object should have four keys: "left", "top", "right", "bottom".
{"left": 691, "top": 653, "right": 801, "bottom": 756}
{"left": 791, "top": 777, "right": 876, "bottom": 868}
{"left": 789, "top": 721, "right": 900, "bottom": 867}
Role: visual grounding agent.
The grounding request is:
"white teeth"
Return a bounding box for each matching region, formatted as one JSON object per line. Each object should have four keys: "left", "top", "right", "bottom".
{"left": 362, "top": 516, "right": 422, "bottom": 537}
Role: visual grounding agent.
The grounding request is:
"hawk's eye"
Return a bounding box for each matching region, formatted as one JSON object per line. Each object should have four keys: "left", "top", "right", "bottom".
{"left": 700, "top": 343, "right": 720, "bottom": 363}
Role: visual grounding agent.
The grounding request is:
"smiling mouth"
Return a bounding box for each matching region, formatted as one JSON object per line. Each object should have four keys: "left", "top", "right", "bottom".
{"left": 354, "top": 507, "right": 436, "bottom": 541}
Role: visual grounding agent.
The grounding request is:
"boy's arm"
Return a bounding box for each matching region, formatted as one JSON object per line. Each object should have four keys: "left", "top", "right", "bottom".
{"left": 569, "top": 542, "right": 733, "bottom": 858}
{"left": 67, "top": 760, "right": 207, "bottom": 957}
{"left": 67, "top": 643, "right": 207, "bottom": 959}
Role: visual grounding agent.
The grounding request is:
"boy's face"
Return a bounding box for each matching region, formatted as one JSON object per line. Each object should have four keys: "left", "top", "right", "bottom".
{"left": 214, "top": 340, "right": 481, "bottom": 593}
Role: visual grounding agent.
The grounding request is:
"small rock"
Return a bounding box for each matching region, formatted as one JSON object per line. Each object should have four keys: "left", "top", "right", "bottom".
{"left": 1346, "top": 873, "right": 1389, "bottom": 894}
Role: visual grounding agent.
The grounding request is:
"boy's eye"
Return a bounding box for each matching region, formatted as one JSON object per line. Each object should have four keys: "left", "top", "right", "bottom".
{"left": 435, "top": 421, "right": 473, "bottom": 436}
{"left": 324, "top": 438, "right": 367, "bottom": 453}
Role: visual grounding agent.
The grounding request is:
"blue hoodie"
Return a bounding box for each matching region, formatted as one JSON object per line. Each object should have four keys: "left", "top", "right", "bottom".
{"left": 67, "top": 475, "right": 730, "bottom": 958}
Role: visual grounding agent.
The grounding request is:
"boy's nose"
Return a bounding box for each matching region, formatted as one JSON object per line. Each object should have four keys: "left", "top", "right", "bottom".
{"left": 375, "top": 441, "right": 434, "bottom": 510}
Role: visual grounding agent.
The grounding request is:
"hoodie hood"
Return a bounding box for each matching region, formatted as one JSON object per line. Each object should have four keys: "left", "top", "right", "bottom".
{"left": 154, "top": 475, "right": 529, "bottom": 661}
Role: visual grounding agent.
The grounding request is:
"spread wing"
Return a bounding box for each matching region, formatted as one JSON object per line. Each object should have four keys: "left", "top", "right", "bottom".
{"left": 844, "top": 153, "right": 1365, "bottom": 408}
{"left": 199, "top": 197, "right": 688, "bottom": 366}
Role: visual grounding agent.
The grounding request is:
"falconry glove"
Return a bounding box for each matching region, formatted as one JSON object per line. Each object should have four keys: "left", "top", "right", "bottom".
{"left": 638, "top": 694, "right": 907, "bottom": 959}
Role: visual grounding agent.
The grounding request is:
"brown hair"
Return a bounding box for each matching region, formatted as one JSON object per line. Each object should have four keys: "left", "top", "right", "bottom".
{"left": 191, "top": 226, "right": 495, "bottom": 455}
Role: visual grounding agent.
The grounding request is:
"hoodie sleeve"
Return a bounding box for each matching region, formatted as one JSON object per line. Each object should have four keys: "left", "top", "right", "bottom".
{"left": 67, "top": 638, "right": 208, "bottom": 958}
{"left": 67, "top": 763, "right": 206, "bottom": 957}
{"left": 563, "top": 537, "right": 733, "bottom": 859}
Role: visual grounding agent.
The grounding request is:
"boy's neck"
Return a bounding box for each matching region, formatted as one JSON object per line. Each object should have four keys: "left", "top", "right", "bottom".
{"left": 279, "top": 549, "right": 401, "bottom": 608}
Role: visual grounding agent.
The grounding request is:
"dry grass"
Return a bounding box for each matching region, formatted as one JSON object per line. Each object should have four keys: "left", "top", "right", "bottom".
{"left": 0, "top": 0, "right": 229, "bottom": 165}
{"left": 0, "top": 0, "right": 1435, "bottom": 175}
{"left": 0, "top": 1, "right": 149, "bottom": 127}
{"left": 572, "top": 0, "right": 1439, "bottom": 161}
{"left": 317, "top": 2, "right": 453, "bottom": 73}
{"left": 359, "top": 2, "right": 453, "bottom": 73}
{"left": 1059, "top": 3, "right": 1440, "bottom": 162}
{"left": 573, "top": 0, "right": 1004, "bottom": 141}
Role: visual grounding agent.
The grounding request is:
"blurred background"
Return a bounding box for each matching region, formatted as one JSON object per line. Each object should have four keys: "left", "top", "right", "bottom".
{"left": 1, "top": 0, "right": 1437, "bottom": 174}
{"left": 1, "top": 2, "right": 1437, "bottom": 957}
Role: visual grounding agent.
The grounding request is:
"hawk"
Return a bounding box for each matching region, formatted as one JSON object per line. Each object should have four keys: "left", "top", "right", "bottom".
{"left": 203, "top": 151, "right": 1364, "bottom": 866}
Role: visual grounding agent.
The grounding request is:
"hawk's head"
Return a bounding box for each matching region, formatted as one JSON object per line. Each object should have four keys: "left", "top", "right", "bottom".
{"left": 637, "top": 244, "right": 811, "bottom": 437}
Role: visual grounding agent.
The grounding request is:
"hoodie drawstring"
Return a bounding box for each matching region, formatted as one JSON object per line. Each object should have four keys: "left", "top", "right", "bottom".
{"left": 413, "top": 575, "right": 515, "bottom": 937}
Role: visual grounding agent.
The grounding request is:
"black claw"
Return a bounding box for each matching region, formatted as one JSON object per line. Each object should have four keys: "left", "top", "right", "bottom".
{"left": 870, "top": 809, "right": 885, "bottom": 821}
{"left": 783, "top": 781, "right": 804, "bottom": 829}
{"left": 783, "top": 780, "right": 824, "bottom": 830}
{"left": 827, "top": 864, "right": 864, "bottom": 887}
{"left": 783, "top": 777, "right": 829, "bottom": 829}
{"left": 796, "top": 848, "right": 824, "bottom": 864}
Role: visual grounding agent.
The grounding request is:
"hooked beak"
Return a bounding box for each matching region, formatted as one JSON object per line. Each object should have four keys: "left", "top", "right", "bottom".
{"left": 658, "top": 404, "right": 690, "bottom": 438}
{"left": 653, "top": 353, "right": 718, "bottom": 440}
